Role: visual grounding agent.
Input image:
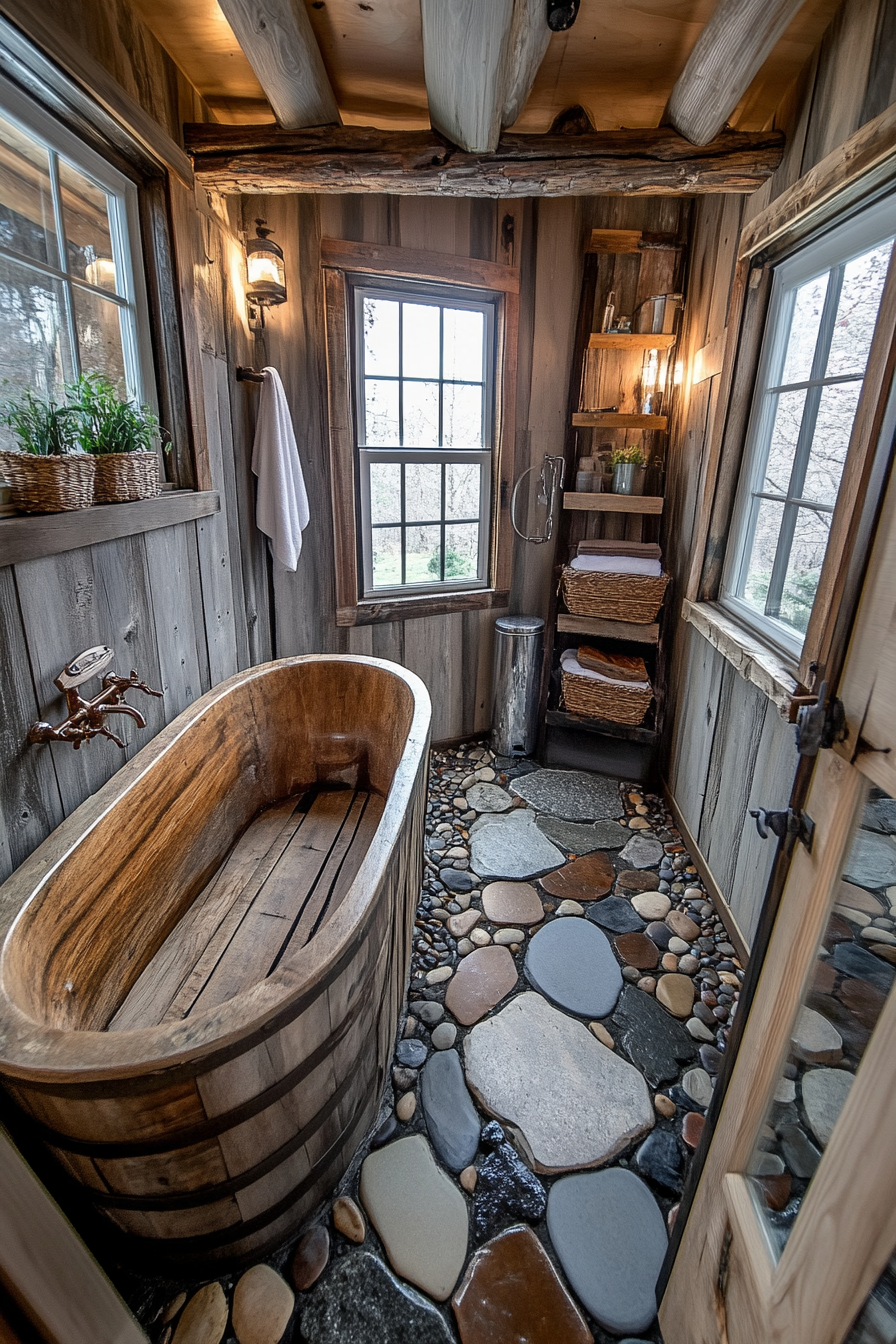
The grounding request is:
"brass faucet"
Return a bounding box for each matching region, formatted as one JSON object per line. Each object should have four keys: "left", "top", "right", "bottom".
{"left": 28, "top": 645, "right": 163, "bottom": 749}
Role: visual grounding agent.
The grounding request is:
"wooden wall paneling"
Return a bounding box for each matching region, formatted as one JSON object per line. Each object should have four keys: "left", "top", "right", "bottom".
{"left": 404, "top": 613, "right": 465, "bottom": 742}
{"left": 729, "top": 697, "right": 799, "bottom": 942}
{"left": 799, "top": 0, "right": 882, "bottom": 171}
{"left": 698, "top": 660, "right": 769, "bottom": 899}
{"left": 0, "top": 568, "right": 64, "bottom": 884}
{"left": 665, "top": 622, "right": 725, "bottom": 846}
{"left": 371, "top": 620, "right": 406, "bottom": 667}
{"left": 462, "top": 605, "right": 508, "bottom": 734}
{"left": 861, "top": 0, "right": 896, "bottom": 122}
{"left": 142, "top": 524, "right": 205, "bottom": 720}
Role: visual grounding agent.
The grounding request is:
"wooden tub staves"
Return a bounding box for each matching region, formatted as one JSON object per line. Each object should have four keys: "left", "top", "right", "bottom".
{"left": 0, "top": 656, "right": 430, "bottom": 1270}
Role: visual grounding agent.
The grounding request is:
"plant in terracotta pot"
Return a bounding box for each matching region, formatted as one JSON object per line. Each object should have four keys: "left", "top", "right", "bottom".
{"left": 70, "top": 374, "right": 165, "bottom": 504}
{"left": 0, "top": 386, "right": 95, "bottom": 513}
{"left": 610, "top": 444, "right": 647, "bottom": 495}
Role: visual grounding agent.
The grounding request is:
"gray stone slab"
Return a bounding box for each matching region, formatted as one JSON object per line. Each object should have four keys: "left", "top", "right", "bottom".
{"left": 587, "top": 896, "right": 646, "bottom": 935}
{"left": 463, "top": 992, "right": 653, "bottom": 1173}
{"left": 831, "top": 941, "right": 896, "bottom": 993}
{"left": 525, "top": 918, "right": 622, "bottom": 1018}
{"left": 510, "top": 769, "right": 622, "bottom": 822}
{"left": 863, "top": 795, "right": 896, "bottom": 835}
{"left": 298, "top": 1252, "right": 454, "bottom": 1344}
{"left": 843, "top": 827, "right": 896, "bottom": 889}
{"left": 420, "top": 1050, "right": 481, "bottom": 1173}
{"left": 546, "top": 1167, "right": 667, "bottom": 1336}
{"left": 465, "top": 782, "right": 513, "bottom": 813}
{"left": 535, "top": 815, "right": 631, "bottom": 855}
{"left": 619, "top": 834, "right": 664, "bottom": 869}
{"left": 801, "top": 1067, "right": 853, "bottom": 1148}
{"left": 470, "top": 810, "right": 565, "bottom": 881}
{"left": 609, "top": 986, "right": 697, "bottom": 1088}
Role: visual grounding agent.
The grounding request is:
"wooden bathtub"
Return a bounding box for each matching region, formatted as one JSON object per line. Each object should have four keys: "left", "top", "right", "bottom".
{"left": 0, "top": 655, "right": 430, "bottom": 1270}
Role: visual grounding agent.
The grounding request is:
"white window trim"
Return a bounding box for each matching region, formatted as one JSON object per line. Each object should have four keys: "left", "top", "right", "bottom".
{"left": 0, "top": 69, "right": 156, "bottom": 411}
{"left": 720, "top": 193, "right": 896, "bottom": 667}
{"left": 349, "top": 275, "right": 497, "bottom": 601}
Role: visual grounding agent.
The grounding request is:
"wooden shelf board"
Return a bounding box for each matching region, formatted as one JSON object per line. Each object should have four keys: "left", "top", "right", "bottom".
{"left": 563, "top": 492, "right": 664, "bottom": 514}
{"left": 588, "top": 332, "right": 677, "bottom": 350}
{"left": 557, "top": 614, "right": 659, "bottom": 643}
{"left": 546, "top": 709, "right": 658, "bottom": 744}
{"left": 573, "top": 413, "right": 668, "bottom": 429}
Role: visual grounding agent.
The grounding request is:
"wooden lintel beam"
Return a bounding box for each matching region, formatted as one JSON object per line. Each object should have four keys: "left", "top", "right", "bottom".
{"left": 421, "top": 0, "right": 551, "bottom": 154}
{"left": 216, "top": 0, "right": 340, "bottom": 130}
{"left": 667, "top": 0, "right": 809, "bottom": 146}
{"left": 183, "top": 124, "right": 785, "bottom": 198}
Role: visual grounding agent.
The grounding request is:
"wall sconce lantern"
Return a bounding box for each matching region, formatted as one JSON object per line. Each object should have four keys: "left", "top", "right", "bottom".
{"left": 246, "top": 219, "right": 287, "bottom": 327}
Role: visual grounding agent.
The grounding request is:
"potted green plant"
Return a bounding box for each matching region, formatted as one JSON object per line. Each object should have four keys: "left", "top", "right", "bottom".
{"left": 0, "top": 387, "right": 95, "bottom": 513}
{"left": 70, "top": 374, "right": 165, "bottom": 504}
{"left": 611, "top": 444, "right": 647, "bottom": 495}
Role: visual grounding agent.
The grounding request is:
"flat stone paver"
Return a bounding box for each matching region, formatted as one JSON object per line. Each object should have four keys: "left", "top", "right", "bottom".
{"left": 587, "top": 896, "right": 646, "bottom": 934}
{"left": 510, "top": 770, "right": 622, "bottom": 822}
{"left": 359, "top": 1136, "right": 468, "bottom": 1301}
{"left": 299, "top": 1252, "right": 454, "bottom": 1344}
{"left": 525, "top": 919, "right": 622, "bottom": 1018}
{"left": 463, "top": 992, "right": 654, "bottom": 1172}
{"left": 465, "top": 783, "right": 513, "bottom": 813}
{"left": 540, "top": 850, "right": 614, "bottom": 902}
{"left": 619, "top": 834, "right": 665, "bottom": 869}
{"left": 445, "top": 945, "right": 519, "bottom": 1025}
{"left": 610, "top": 986, "right": 697, "bottom": 1088}
{"left": 420, "top": 1050, "right": 481, "bottom": 1173}
{"left": 536, "top": 816, "right": 629, "bottom": 854}
{"left": 452, "top": 1226, "right": 592, "bottom": 1344}
{"left": 546, "top": 1168, "right": 667, "bottom": 1336}
{"left": 470, "top": 810, "right": 565, "bottom": 881}
{"left": 843, "top": 828, "right": 896, "bottom": 889}
{"left": 801, "top": 1067, "right": 853, "bottom": 1148}
{"left": 791, "top": 1007, "right": 843, "bottom": 1065}
{"left": 481, "top": 881, "right": 544, "bottom": 926}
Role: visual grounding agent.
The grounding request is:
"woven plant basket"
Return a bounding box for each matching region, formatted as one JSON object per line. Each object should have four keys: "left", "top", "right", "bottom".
{"left": 93, "top": 451, "right": 160, "bottom": 504}
{"left": 561, "top": 667, "right": 653, "bottom": 725}
{"left": 561, "top": 567, "right": 670, "bottom": 623}
{"left": 0, "top": 451, "right": 95, "bottom": 513}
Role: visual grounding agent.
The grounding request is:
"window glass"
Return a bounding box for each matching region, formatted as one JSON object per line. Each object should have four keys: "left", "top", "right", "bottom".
{"left": 356, "top": 282, "right": 493, "bottom": 597}
{"left": 723, "top": 206, "right": 895, "bottom": 654}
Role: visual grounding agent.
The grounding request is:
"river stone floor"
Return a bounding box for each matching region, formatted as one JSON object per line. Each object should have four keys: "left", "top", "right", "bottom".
{"left": 133, "top": 746, "right": 747, "bottom": 1344}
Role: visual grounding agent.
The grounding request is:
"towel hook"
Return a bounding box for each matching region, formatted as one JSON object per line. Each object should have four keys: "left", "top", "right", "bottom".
{"left": 510, "top": 455, "right": 565, "bottom": 544}
{"left": 236, "top": 366, "right": 266, "bottom": 383}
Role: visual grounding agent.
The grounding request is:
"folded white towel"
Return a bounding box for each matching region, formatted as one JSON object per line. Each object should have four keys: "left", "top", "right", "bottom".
{"left": 570, "top": 554, "right": 663, "bottom": 576}
{"left": 251, "top": 367, "right": 310, "bottom": 571}
{"left": 561, "top": 648, "right": 651, "bottom": 689}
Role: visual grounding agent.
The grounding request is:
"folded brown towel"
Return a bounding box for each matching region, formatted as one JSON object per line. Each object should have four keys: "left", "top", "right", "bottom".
{"left": 577, "top": 540, "right": 662, "bottom": 559}
{"left": 576, "top": 647, "right": 649, "bottom": 682}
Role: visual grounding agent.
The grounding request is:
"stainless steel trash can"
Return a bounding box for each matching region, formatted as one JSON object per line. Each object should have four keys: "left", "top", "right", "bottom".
{"left": 490, "top": 615, "right": 544, "bottom": 757}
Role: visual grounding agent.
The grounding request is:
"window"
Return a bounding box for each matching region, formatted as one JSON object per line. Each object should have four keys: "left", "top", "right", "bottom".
{"left": 354, "top": 280, "right": 494, "bottom": 597}
{"left": 321, "top": 238, "right": 518, "bottom": 627}
{"left": 0, "top": 72, "right": 154, "bottom": 423}
{"left": 721, "top": 196, "right": 896, "bottom": 660}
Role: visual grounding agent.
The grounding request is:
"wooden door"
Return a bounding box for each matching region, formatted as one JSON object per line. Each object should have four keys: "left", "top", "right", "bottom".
{"left": 660, "top": 457, "right": 896, "bottom": 1344}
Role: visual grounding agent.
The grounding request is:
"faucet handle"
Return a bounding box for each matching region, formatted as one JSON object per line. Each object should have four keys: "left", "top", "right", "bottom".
{"left": 55, "top": 645, "right": 114, "bottom": 692}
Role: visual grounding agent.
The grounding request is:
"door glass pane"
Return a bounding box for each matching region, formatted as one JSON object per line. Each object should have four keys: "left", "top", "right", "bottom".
{"left": 843, "top": 1245, "right": 896, "bottom": 1344}
{"left": 825, "top": 240, "right": 894, "bottom": 379}
{"left": 0, "top": 255, "right": 69, "bottom": 411}
{"left": 58, "top": 159, "right": 117, "bottom": 292}
{"left": 780, "top": 273, "right": 828, "bottom": 385}
{"left": 747, "top": 785, "right": 896, "bottom": 1258}
{"left": 72, "top": 286, "right": 126, "bottom": 388}
{"left": 0, "top": 113, "right": 57, "bottom": 268}
{"left": 362, "top": 298, "right": 399, "bottom": 376}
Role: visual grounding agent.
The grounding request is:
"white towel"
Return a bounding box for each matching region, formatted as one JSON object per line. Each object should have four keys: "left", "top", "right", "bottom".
{"left": 251, "top": 367, "right": 310, "bottom": 571}
{"left": 570, "top": 554, "right": 662, "bottom": 576}
{"left": 561, "top": 648, "right": 651, "bottom": 689}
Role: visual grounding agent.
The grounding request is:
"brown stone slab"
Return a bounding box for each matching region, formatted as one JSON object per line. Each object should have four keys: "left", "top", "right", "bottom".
{"left": 452, "top": 1224, "right": 592, "bottom": 1344}
{"left": 445, "top": 946, "right": 519, "bottom": 1026}
{"left": 823, "top": 913, "right": 856, "bottom": 947}
{"left": 837, "top": 881, "right": 886, "bottom": 915}
{"left": 540, "top": 851, "right": 614, "bottom": 902}
{"left": 615, "top": 869, "right": 658, "bottom": 894}
{"left": 481, "top": 882, "right": 544, "bottom": 926}
{"left": 838, "top": 976, "right": 887, "bottom": 1030}
{"left": 614, "top": 932, "right": 659, "bottom": 971}
{"left": 812, "top": 960, "right": 838, "bottom": 995}
{"left": 665, "top": 910, "right": 699, "bottom": 941}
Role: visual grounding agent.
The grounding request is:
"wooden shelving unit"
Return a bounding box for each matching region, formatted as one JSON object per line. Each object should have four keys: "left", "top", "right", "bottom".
{"left": 572, "top": 412, "right": 667, "bottom": 429}
{"left": 545, "top": 709, "right": 659, "bottom": 745}
{"left": 556, "top": 613, "right": 659, "bottom": 643}
{"left": 563, "top": 492, "right": 664, "bottom": 514}
{"left": 588, "top": 332, "right": 677, "bottom": 350}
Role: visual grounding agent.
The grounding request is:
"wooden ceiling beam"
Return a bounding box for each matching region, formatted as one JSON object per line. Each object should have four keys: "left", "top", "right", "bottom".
{"left": 215, "top": 0, "right": 340, "bottom": 130}
{"left": 667, "top": 0, "right": 810, "bottom": 146}
{"left": 183, "top": 123, "right": 785, "bottom": 197}
{"left": 420, "top": 0, "right": 552, "bottom": 154}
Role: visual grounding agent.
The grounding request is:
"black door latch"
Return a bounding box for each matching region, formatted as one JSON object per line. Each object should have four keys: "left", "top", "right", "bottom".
{"left": 750, "top": 807, "right": 815, "bottom": 851}
{"left": 795, "top": 680, "right": 846, "bottom": 757}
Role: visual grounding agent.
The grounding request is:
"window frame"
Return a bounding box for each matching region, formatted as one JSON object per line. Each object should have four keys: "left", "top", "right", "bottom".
{"left": 321, "top": 237, "right": 519, "bottom": 627}
{"left": 0, "top": 69, "right": 156, "bottom": 414}
{"left": 720, "top": 197, "right": 896, "bottom": 665}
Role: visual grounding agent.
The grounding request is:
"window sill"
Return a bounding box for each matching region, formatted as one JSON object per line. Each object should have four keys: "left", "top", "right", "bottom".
{"left": 681, "top": 599, "right": 802, "bottom": 714}
{"left": 337, "top": 588, "right": 510, "bottom": 627}
{"left": 0, "top": 490, "right": 220, "bottom": 568}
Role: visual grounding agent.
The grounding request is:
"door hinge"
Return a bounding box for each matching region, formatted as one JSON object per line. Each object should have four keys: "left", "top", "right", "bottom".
{"left": 750, "top": 806, "right": 815, "bottom": 852}
{"left": 794, "top": 681, "right": 846, "bottom": 757}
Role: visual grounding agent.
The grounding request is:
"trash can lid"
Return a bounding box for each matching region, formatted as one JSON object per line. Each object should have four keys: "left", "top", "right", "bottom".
{"left": 495, "top": 615, "right": 544, "bottom": 635}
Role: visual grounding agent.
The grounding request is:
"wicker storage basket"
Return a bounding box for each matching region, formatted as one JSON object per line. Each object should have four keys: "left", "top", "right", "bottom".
{"left": 561, "top": 567, "right": 670, "bottom": 623}
{"left": 93, "top": 451, "right": 160, "bottom": 503}
{"left": 561, "top": 666, "right": 653, "bottom": 725}
{"left": 0, "top": 451, "right": 95, "bottom": 513}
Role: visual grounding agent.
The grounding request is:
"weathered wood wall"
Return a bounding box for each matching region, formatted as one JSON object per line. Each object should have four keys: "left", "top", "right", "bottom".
{"left": 663, "top": 0, "right": 896, "bottom": 945}
{"left": 0, "top": 0, "right": 272, "bottom": 885}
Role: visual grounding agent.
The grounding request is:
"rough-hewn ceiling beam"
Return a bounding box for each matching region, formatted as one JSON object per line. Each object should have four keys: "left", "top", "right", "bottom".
{"left": 667, "top": 0, "right": 809, "bottom": 146}
{"left": 183, "top": 123, "right": 785, "bottom": 197}
{"left": 216, "top": 0, "right": 340, "bottom": 130}
{"left": 420, "top": 0, "right": 552, "bottom": 154}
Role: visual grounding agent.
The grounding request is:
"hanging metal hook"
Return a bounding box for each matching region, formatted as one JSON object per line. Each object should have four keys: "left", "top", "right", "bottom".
{"left": 510, "top": 455, "right": 565, "bottom": 544}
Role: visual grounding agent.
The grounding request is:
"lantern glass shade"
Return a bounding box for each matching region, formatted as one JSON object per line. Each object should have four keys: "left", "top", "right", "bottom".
{"left": 246, "top": 237, "right": 287, "bottom": 307}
